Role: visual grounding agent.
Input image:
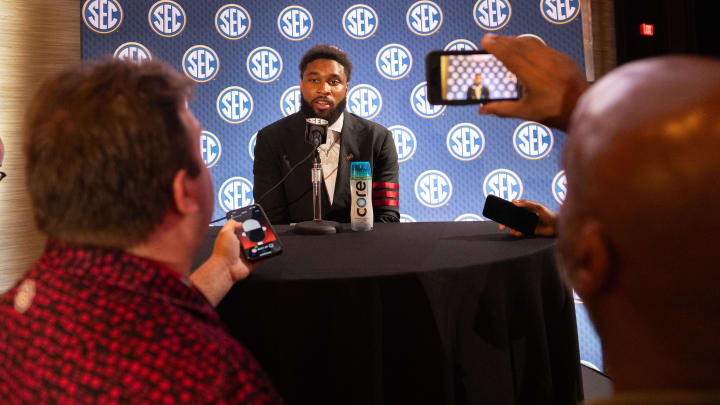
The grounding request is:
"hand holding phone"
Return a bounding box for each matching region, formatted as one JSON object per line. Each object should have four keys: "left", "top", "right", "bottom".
{"left": 228, "top": 204, "right": 283, "bottom": 261}
{"left": 482, "top": 195, "right": 539, "bottom": 236}
{"left": 426, "top": 50, "right": 521, "bottom": 105}
{"left": 476, "top": 34, "right": 589, "bottom": 131}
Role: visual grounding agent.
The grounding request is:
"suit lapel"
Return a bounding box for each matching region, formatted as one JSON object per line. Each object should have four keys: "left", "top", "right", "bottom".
{"left": 333, "top": 112, "right": 357, "bottom": 209}
{"left": 283, "top": 112, "right": 314, "bottom": 167}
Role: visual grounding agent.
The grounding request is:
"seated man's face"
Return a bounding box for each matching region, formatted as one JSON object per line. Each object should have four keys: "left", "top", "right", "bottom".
{"left": 300, "top": 58, "right": 348, "bottom": 122}
{"left": 474, "top": 75, "right": 482, "bottom": 85}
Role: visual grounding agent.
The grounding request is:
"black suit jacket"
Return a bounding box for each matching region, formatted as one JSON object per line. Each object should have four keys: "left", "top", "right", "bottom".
{"left": 253, "top": 111, "right": 400, "bottom": 224}
{"left": 467, "top": 84, "right": 489, "bottom": 100}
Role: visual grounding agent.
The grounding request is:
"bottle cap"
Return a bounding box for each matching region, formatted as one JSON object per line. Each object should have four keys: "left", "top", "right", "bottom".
{"left": 350, "top": 161, "right": 372, "bottom": 179}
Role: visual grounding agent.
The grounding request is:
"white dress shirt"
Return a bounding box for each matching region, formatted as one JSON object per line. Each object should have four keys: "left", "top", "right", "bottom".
{"left": 316, "top": 113, "right": 344, "bottom": 205}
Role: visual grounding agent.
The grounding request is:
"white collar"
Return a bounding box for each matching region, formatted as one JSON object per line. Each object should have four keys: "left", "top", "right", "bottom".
{"left": 327, "top": 112, "right": 344, "bottom": 134}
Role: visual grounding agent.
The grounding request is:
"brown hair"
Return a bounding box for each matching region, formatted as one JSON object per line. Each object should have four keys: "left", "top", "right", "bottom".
{"left": 24, "top": 59, "right": 198, "bottom": 248}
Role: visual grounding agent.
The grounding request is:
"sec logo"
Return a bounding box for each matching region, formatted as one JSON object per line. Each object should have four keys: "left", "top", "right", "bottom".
{"left": 247, "top": 47, "right": 283, "bottom": 83}
{"left": 278, "top": 5, "right": 313, "bottom": 41}
{"left": 541, "top": 0, "right": 580, "bottom": 24}
{"left": 347, "top": 84, "right": 382, "bottom": 120}
{"left": 343, "top": 4, "right": 378, "bottom": 40}
{"left": 407, "top": 1, "right": 443, "bottom": 36}
{"left": 200, "top": 131, "right": 222, "bottom": 168}
{"left": 218, "top": 177, "right": 254, "bottom": 212}
{"left": 248, "top": 132, "right": 257, "bottom": 161}
{"left": 415, "top": 170, "right": 452, "bottom": 208}
{"left": 444, "top": 39, "right": 478, "bottom": 51}
{"left": 411, "top": 82, "right": 446, "bottom": 119}
{"left": 389, "top": 125, "right": 417, "bottom": 163}
{"left": 474, "top": 0, "right": 512, "bottom": 31}
{"left": 182, "top": 46, "right": 219, "bottom": 83}
{"left": 513, "top": 121, "right": 553, "bottom": 160}
{"left": 215, "top": 4, "right": 251, "bottom": 40}
{"left": 280, "top": 86, "right": 301, "bottom": 117}
{"left": 552, "top": 170, "right": 567, "bottom": 204}
{"left": 114, "top": 42, "right": 151, "bottom": 63}
{"left": 217, "top": 86, "right": 253, "bottom": 124}
{"left": 83, "top": 0, "right": 123, "bottom": 34}
{"left": 483, "top": 169, "right": 523, "bottom": 201}
{"left": 400, "top": 214, "right": 417, "bottom": 223}
{"left": 376, "top": 44, "right": 412, "bottom": 80}
{"left": 447, "top": 123, "right": 485, "bottom": 161}
{"left": 455, "top": 213, "right": 484, "bottom": 222}
{"left": 149, "top": 0, "right": 185, "bottom": 37}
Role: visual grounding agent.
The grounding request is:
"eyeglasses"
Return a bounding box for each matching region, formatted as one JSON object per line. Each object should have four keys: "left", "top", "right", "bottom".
{"left": 0, "top": 171, "right": 6, "bottom": 182}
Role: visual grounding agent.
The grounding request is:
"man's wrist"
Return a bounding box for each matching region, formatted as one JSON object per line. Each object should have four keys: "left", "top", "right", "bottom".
{"left": 190, "top": 255, "right": 236, "bottom": 307}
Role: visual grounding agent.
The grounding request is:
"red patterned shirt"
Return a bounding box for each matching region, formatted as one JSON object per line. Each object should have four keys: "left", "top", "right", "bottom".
{"left": 0, "top": 241, "right": 282, "bottom": 405}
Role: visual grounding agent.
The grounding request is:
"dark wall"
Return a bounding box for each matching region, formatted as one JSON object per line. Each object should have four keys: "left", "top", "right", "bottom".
{"left": 615, "top": 0, "right": 720, "bottom": 64}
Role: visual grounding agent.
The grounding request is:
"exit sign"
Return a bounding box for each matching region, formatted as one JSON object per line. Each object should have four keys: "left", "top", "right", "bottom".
{"left": 640, "top": 23, "right": 654, "bottom": 36}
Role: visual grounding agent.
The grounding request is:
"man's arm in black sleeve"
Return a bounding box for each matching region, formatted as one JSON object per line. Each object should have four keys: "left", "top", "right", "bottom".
{"left": 372, "top": 129, "right": 400, "bottom": 223}
{"left": 253, "top": 130, "right": 290, "bottom": 224}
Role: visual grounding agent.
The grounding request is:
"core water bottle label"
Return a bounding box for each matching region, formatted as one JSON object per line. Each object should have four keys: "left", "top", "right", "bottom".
{"left": 350, "top": 161, "right": 373, "bottom": 231}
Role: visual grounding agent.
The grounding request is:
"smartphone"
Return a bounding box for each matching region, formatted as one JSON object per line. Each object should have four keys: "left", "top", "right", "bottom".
{"left": 426, "top": 50, "right": 521, "bottom": 105}
{"left": 228, "top": 204, "right": 283, "bottom": 261}
{"left": 482, "top": 195, "right": 539, "bottom": 236}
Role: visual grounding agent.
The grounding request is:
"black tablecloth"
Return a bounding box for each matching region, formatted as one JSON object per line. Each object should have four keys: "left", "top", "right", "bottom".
{"left": 193, "top": 221, "right": 583, "bottom": 405}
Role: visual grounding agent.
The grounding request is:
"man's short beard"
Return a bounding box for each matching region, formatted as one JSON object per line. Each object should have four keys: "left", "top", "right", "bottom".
{"left": 301, "top": 97, "right": 346, "bottom": 125}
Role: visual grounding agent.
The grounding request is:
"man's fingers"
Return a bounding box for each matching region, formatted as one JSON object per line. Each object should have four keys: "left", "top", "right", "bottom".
{"left": 513, "top": 199, "right": 537, "bottom": 209}
{"left": 222, "top": 218, "right": 243, "bottom": 237}
{"left": 481, "top": 34, "right": 536, "bottom": 75}
{"left": 478, "top": 100, "right": 525, "bottom": 118}
{"left": 481, "top": 33, "right": 511, "bottom": 58}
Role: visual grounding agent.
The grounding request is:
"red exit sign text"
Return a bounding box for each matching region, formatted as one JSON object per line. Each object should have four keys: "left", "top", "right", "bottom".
{"left": 640, "top": 23, "right": 654, "bottom": 36}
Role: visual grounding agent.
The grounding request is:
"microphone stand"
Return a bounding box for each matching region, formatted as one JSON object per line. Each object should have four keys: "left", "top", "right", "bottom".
{"left": 295, "top": 118, "right": 340, "bottom": 234}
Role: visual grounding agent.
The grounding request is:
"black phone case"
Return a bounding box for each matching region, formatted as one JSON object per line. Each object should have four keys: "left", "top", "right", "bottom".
{"left": 482, "top": 195, "right": 539, "bottom": 235}
{"left": 228, "top": 204, "right": 283, "bottom": 261}
{"left": 425, "top": 50, "right": 521, "bottom": 105}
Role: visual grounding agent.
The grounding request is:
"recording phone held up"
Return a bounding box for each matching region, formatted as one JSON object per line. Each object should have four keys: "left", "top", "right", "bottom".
{"left": 426, "top": 50, "right": 521, "bottom": 105}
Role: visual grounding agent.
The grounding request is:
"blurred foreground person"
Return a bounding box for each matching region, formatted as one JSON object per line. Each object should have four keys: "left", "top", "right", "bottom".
{"left": 0, "top": 60, "right": 281, "bottom": 404}
{"left": 482, "top": 33, "right": 720, "bottom": 404}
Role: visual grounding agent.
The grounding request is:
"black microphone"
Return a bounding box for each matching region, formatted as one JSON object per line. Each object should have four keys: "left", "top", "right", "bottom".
{"left": 305, "top": 117, "right": 328, "bottom": 148}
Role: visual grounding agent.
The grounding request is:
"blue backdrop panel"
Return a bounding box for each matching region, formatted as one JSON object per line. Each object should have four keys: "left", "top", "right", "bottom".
{"left": 81, "top": 0, "right": 602, "bottom": 371}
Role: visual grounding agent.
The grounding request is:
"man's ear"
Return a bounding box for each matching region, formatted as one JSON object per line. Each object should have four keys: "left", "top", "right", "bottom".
{"left": 571, "top": 220, "right": 614, "bottom": 299}
{"left": 172, "top": 169, "right": 200, "bottom": 215}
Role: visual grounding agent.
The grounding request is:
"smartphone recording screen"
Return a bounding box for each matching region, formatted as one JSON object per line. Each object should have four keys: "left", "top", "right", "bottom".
{"left": 235, "top": 205, "right": 280, "bottom": 260}
{"left": 440, "top": 53, "right": 519, "bottom": 102}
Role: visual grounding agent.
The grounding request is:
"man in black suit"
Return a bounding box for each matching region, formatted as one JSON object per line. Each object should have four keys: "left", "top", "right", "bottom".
{"left": 466, "top": 73, "right": 489, "bottom": 101}
{"left": 254, "top": 44, "right": 399, "bottom": 224}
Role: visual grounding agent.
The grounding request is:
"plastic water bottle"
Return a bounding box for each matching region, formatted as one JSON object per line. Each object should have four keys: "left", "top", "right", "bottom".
{"left": 350, "top": 161, "right": 373, "bottom": 231}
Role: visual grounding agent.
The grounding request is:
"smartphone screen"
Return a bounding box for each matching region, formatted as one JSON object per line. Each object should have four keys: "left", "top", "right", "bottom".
{"left": 426, "top": 50, "right": 520, "bottom": 105}
{"left": 482, "top": 195, "right": 539, "bottom": 236}
{"left": 228, "top": 204, "right": 283, "bottom": 261}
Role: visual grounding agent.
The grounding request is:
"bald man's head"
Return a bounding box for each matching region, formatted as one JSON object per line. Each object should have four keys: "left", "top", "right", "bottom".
{"left": 558, "top": 56, "right": 720, "bottom": 373}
